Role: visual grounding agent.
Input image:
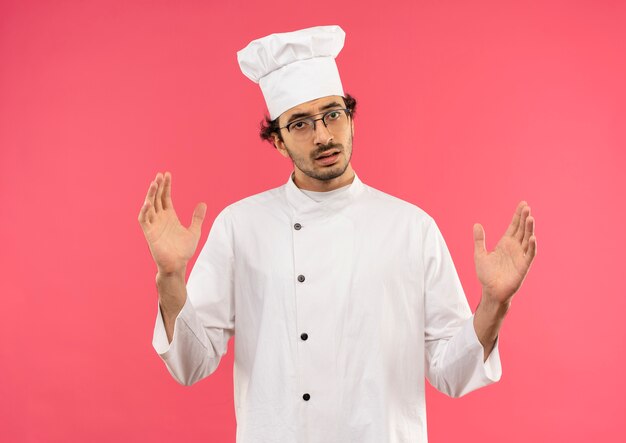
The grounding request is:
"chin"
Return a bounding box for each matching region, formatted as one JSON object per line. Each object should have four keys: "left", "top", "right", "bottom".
{"left": 315, "top": 162, "right": 349, "bottom": 181}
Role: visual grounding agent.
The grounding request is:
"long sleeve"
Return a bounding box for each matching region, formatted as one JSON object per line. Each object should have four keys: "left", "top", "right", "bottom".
{"left": 422, "top": 216, "right": 502, "bottom": 398}
{"left": 152, "top": 207, "right": 236, "bottom": 386}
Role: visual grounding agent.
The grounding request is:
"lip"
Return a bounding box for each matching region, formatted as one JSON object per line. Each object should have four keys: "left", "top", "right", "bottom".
{"left": 315, "top": 151, "right": 340, "bottom": 166}
{"left": 315, "top": 148, "right": 341, "bottom": 159}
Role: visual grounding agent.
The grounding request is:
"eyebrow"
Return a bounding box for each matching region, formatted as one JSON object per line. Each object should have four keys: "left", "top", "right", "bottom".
{"left": 285, "top": 101, "right": 343, "bottom": 124}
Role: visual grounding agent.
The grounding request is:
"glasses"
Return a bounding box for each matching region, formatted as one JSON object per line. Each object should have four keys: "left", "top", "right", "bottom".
{"left": 279, "top": 108, "right": 351, "bottom": 140}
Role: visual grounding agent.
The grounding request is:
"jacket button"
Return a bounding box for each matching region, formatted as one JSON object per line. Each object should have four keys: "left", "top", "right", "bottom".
{"left": 294, "top": 223, "right": 302, "bottom": 230}
{"left": 297, "top": 275, "right": 305, "bottom": 282}
{"left": 300, "top": 333, "right": 308, "bottom": 341}
{"left": 303, "top": 393, "right": 310, "bottom": 401}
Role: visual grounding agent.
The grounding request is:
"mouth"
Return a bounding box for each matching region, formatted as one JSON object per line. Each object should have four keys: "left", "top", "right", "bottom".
{"left": 315, "top": 149, "right": 339, "bottom": 160}
{"left": 315, "top": 150, "right": 341, "bottom": 165}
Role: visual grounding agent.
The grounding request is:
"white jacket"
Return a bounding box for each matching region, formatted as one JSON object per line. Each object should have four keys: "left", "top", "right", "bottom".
{"left": 153, "top": 172, "right": 501, "bottom": 442}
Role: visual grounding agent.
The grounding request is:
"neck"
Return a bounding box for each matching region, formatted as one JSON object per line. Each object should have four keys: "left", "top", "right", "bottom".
{"left": 293, "top": 164, "right": 355, "bottom": 192}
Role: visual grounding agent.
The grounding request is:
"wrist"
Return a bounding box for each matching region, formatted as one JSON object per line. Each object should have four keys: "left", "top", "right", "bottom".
{"left": 473, "top": 289, "right": 513, "bottom": 360}
{"left": 480, "top": 288, "right": 512, "bottom": 314}
{"left": 155, "top": 270, "right": 187, "bottom": 316}
{"left": 156, "top": 267, "right": 186, "bottom": 282}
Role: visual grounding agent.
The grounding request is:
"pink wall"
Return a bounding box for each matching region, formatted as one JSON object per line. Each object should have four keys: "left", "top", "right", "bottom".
{"left": 1, "top": 0, "right": 625, "bottom": 441}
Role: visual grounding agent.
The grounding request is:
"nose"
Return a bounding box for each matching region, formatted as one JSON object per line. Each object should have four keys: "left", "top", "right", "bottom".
{"left": 312, "top": 118, "right": 333, "bottom": 145}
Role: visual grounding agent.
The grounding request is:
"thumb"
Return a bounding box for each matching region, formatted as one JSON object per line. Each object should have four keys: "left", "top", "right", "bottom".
{"left": 189, "top": 202, "right": 207, "bottom": 234}
{"left": 473, "top": 223, "right": 487, "bottom": 258}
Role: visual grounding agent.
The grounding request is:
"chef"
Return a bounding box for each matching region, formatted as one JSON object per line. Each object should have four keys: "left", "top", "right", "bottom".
{"left": 138, "top": 25, "right": 537, "bottom": 443}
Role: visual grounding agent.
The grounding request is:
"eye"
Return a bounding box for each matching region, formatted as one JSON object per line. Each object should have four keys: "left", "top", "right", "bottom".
{"left": 289, "top": 120, "right": 310, "bottom": 131}
{"left": 326, "top": 110, "right": 342, "bottom": 120}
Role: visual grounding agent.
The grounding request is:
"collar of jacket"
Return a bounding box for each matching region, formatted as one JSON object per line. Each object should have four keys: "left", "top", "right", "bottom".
{"left": 284, "top": 171, "right": 365, "bottom": 219}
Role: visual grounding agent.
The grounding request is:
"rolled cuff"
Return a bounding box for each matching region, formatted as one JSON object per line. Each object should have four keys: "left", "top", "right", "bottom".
{"left": 461, "top": 315, "right": 503, "bottom": 383}
{"left": 152, "top": 296, "right": 204, "bottom": 357}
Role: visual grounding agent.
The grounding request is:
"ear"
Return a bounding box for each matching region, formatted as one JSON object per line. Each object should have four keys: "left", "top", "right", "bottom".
{"left": 273, "top": 133, "right": 289, "bottom": 158}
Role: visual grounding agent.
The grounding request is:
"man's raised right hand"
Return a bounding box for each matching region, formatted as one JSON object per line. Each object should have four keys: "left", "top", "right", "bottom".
{"left": 138, "top": 172, "right": 207, "bottom": 276}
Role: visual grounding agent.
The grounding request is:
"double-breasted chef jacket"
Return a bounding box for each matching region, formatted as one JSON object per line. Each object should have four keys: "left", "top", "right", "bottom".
{"left": 153, "top": 172, "right": 502, "bottom": 443}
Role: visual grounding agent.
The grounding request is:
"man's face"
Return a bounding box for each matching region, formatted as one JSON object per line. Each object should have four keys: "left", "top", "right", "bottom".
{"left": 273, "top": 95, "right": 354, "bottom": 190}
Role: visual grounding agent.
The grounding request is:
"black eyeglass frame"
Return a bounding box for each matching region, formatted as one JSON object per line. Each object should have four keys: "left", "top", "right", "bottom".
{"left": 278, "top": 108, "right": 352, "bottom": 133}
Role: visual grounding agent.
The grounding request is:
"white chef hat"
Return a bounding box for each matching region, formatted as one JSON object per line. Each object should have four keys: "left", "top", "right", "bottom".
{"left": 237, "top": 25, "right": 346, "bottom": 120}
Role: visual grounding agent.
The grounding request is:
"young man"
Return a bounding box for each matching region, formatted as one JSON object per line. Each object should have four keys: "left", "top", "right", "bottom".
{"left": 138, "top": 25, "right": 537, "bottom": 442}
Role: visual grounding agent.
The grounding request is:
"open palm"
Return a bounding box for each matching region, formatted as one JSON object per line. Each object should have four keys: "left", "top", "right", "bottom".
{"left": 138, "top": 172, "right": 206, "bottom": 275}
{"left": 473, "top": 201, "right": 537, "bottom": 304}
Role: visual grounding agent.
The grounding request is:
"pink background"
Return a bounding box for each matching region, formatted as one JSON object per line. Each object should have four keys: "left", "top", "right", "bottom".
{"left": 1, "top": 0, "right": 625, "bottom": 441}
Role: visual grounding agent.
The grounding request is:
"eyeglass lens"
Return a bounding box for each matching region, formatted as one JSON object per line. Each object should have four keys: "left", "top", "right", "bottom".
{"left": 287, "top": 109, "right": 349, "bottom": 139}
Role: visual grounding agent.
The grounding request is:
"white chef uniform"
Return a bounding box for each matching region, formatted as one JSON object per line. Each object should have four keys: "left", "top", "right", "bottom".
{"left": 152, "top": 172, "right": 502, "bottom": 443}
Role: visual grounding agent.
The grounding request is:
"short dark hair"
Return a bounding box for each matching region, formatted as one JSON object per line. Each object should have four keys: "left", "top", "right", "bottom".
{"left": 259, "top": 94, "right": 357, "bottom": 146}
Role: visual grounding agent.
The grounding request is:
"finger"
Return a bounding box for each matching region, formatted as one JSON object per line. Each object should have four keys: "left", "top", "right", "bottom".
{"left": 162, "top": 171, "right": 173, "bottom": 210}
{"left": 525, "top": 235, "right": 537, "bottom": 265}
{"left": 154, "top": 173, "right": 164, "bottom": 212}
{"left": 505, "top": 201, "right": 527, "bottom": 237}
{"left": 189, "top": 202, "right": 207, "bottom": 235}
{"left": 144, "top": 179, "right": 157, "bottom": 205}
{"left": 515, "top": 206, "right": 530, "bottom": 241}
{"left": 521, "top": 216, "right": 534, "bottom": 254}
{"left": 138, "top": 199, "right": 152, "bottom": 224}
{"left": 139, "top": 181, "right": 157, "bottom": 222}
{"left": 473, "top": 223, "right": 487, "bottom": 258}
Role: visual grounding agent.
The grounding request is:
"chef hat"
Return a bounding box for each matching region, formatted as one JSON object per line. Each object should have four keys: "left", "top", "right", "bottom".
{"left": 237, "top": 25, "right": 346, "bottom": 120}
